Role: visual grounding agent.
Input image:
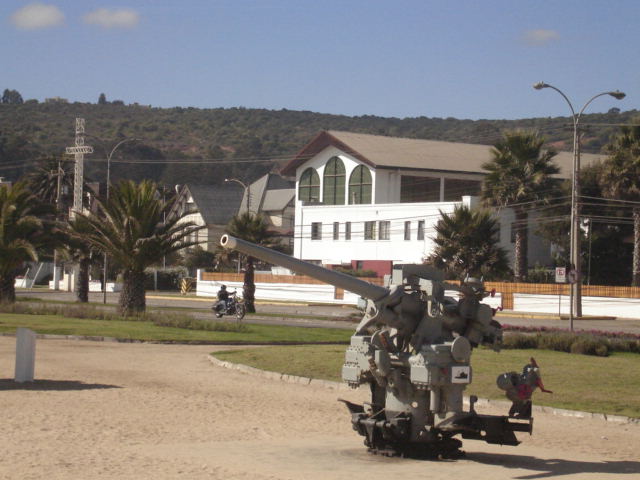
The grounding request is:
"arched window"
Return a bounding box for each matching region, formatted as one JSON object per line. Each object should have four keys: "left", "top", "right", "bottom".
{"left": 298, "top": 168, "right": 320, "bottom": 203}
{"left": 348, "top": 165, "right": 372, "bottom": 204}
{"left": 323, "top": 157, "right": 345, "bottom": 205}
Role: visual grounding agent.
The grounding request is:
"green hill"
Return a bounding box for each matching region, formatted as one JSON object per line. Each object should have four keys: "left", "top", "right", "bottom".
{"left": 1, "top": 100, "right": 636, "bottom": 185}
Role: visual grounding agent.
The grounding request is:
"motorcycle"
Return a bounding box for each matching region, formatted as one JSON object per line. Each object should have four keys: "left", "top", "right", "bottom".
{"left": 212, "top": 291, "right": 246, "bottom": 321}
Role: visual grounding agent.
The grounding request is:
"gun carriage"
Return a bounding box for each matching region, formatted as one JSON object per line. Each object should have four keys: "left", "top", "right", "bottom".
{"left": 220, "top": 234, "right": 533, "bottom": 458}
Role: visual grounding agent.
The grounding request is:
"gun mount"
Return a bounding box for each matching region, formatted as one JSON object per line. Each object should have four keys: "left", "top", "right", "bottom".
{"left": 220, "top": 235, "right": 533, "bottom": 458}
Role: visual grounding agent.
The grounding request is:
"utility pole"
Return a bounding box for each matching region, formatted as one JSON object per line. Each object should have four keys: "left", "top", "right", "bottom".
{"left": 52, "top": 161, "right": 63, "bottom": 290}
{"left": 65, "top": 118, "right": 93, "bottom": 218}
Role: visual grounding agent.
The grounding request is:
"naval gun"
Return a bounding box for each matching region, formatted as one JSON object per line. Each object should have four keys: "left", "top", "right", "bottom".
{"left": 220, "top": 235, "right": 533, "bottom": 458}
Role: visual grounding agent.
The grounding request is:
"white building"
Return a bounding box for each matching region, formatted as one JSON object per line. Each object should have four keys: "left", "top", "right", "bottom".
{"left": 280, "top": 130, "right": 603, "bottom": 277}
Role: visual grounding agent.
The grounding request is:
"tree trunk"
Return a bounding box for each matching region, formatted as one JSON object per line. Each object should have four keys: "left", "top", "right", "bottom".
{"left": 118, "top": 270, "right": 146, "bottom": 316}
{"left": 75, "top": 258, "right": 90, "bottom": 303}
{"left": 0, "top": 274, "right": 16, "bottom": 304}
{"left": 243, "top": 256, "right": 256, "bottom": 313}
{"left": 514, "top": 209, "right": 528, "bottom": 282}
{"left": 633, "top": 208, "right": 640, "bottom": 287}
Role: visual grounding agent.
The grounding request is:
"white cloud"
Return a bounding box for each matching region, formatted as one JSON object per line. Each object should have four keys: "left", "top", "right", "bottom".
{"left": 83, "top": 8, "right": 139, "bottom": 29}
{"left": 523, "top": 29, "right": 560, "bottom": 46}
{"left": 10, "top": 3, "right": 64, "bottom": 30}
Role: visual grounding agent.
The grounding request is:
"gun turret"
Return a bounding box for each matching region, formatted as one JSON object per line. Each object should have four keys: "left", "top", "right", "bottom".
{"left": 220, "top": 234, "right": 389, "bottom": 301}
{"left": 219, "top": 234, "right": 532, "bottom": 458}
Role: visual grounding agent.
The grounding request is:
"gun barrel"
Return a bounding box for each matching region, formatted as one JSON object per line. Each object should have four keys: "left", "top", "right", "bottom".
{"left": 220, "top": 235, "right": 389, "bottom": 301}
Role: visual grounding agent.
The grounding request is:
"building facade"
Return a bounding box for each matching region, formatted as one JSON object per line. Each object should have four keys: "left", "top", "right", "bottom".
{"left": 281, "top": 130, "right": 602, "bottom": 277}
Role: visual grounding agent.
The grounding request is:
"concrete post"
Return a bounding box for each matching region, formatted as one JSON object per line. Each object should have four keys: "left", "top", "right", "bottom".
{"left": 15, "top": 327, "right": 36, "bottom": 383}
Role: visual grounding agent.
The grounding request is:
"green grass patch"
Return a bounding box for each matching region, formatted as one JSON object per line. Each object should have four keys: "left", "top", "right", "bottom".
{"left": 0, "top": 313, "right": 351, "bottom": 344}
{"left": 213, "top": 345, "right": 640, "bottom": 418}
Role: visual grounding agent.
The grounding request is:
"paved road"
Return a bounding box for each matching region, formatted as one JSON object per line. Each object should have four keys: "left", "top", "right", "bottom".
{"left": 15, "top": 289, "right": 640, "bottom": 334}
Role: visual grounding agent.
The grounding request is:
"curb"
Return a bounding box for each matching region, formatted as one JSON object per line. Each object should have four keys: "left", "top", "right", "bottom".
{"left": 207, "top": 354, "right": 640, "bottom": 426}
{"left": 0, "top": 332, "right": 348, "bottom": 346}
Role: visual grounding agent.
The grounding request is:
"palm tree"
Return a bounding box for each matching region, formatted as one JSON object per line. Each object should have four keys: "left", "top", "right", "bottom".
{"left": 600, "top": 124, "right": 640, "bottom": 286}
{"left": 482, "top": 131, "right": 560, "bottom": 281}
{"left": 62, "top": 217, "right": 99, "bottom": 303}
{"left": 25, "top": 156, "right": 74, "bottom": 211}
{"left": 79, "top": 180, "right": 203, "bottom": 315}
{"left": 225, "top": 212, "right": 282, "bottom": 313}
{"left": 0, "top": 182, "right": 52, "bottom": 303}
{"left": 426, "top": 205, "right": 510, "bottom": 280}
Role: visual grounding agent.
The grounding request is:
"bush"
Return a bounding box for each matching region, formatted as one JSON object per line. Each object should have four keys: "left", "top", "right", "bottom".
{"left": 569, "top": 336, "right": 610, "bottom": 356}
{"left": 501, "top": 330, "right": 614, "bottom": 357}
{"left": 502, "top": 333, "right": 538, "bottom": 349}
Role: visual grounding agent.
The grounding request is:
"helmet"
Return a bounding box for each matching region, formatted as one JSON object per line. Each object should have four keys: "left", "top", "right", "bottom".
{"left": 220, "top": 284, "right": 227, "bottom": 290}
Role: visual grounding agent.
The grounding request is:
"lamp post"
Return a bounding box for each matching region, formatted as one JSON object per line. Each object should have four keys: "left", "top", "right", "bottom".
{"left": 101, "top": 138, "right": 138, "bottom": 304}
{"left": 225, "top": 178, "right": 251, "bottom": 214}
{"left": 533, "top": 82, "right": 624, "bottom": 328}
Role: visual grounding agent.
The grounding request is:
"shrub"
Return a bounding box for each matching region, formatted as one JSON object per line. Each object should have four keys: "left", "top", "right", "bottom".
{"left": 502, "top": 333, "right": 538, "bottom": 349}
{"left": 569, "top": 336, "right": 611, "bottom": 357}
{"left": 537, "top": 332, "right": 575, "bottom": 353}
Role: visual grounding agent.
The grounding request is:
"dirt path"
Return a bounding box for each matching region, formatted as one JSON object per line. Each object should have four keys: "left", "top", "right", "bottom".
{"left": 1, "top": 337, "right": 639, "bottom": 479}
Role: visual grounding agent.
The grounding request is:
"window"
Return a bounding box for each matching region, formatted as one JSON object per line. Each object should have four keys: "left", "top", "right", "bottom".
{"left": 417, "top": 220, "right": 425, "bottom": 240}
{"left": 333, "top": 222, "right": 339, "bottom": 240}
{"left": 299, "top": 168, "right": 320, "bottom": 203}
{"left": 323, "top": 156, "right": 345, "bottom": 205}
{"left": 401, "top": 175, "right": 440, "bottom": 202}
{"left": 311, "top": 222, "right": 322, "bottom": 240}
{"left": 443, "top": 178, "right": 482, "bottom": 201}
{"left": 364, "top": 221, "right": 376, "bottom": 240}
{"left": 348, "top": 165, "right": 372, "bottom": 204}
{"left": 345, "top": 222, "right": 351, "bottom": 240}
{"left": 404, "top": 221, "right": 411, "bottom": 240}
{"left": 379, "top": 221, "right": 390, "bottom": 240}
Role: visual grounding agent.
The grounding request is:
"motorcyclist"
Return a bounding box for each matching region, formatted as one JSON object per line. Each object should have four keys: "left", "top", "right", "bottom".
{"left": 214, "top": 284, "right": 230, "bottom": 313}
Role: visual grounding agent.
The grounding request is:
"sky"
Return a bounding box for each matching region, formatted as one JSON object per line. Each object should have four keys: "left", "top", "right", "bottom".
{"left": 2, "top": 0, "right": 639, "bottom": 120}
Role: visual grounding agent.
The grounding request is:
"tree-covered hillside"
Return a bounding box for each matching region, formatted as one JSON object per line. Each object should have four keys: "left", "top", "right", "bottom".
{"left": 1, "top": 98, "right": 636, "bottom": 186}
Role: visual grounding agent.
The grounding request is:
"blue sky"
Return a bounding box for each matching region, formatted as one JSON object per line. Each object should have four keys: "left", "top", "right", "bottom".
{"left": 2, "top": 0, "right": 638, "bottom": 120}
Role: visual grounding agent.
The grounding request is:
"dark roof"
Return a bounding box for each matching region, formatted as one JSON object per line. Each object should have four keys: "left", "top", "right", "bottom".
{"left": 185, "top": 184, "right": 244, "bottom": 225}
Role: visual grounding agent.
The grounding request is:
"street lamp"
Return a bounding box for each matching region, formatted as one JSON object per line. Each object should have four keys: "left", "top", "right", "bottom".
{"left": 533, "top": 82, "right": 625, "bottom": 328}
{"left": 225, "top": 178, "right": 251, "bottom": 214}
{"left": 101, "top": 138, "right": 138, "bottom": 304}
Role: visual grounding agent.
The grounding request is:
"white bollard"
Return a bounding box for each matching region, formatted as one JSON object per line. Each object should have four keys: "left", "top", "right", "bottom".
{"left": 15, "top": 327, "right": 36, "bottom": 383}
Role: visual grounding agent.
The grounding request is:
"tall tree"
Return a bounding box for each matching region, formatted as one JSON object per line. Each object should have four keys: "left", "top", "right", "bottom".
{"left": 225, "top": 212, "right": 282, "bottom": 313}
{"left": 1, "top": 89, "right": 23, "bottom": 104}
{"left": 600, "top": 124, "right": 640, "bottom": 286}
{"left": 78, "top": 180, "right": 202, "bottom": 315}
{"left": 0, "top": 182, "right": 52, "bottom": 303}
{"left": 98, "top": 93, "right": 107, "bottom": 105}
{"left": 24, "top": 156, "right": 74, "bottom": 211}
{"left": 426, "top": 205, "right": 510, "bottom": 280}
{"left": 62, "top": 217, "right": 99, "bottom": 303}
{"left": 482, "top": 131, "right": 560, "bottom": 281}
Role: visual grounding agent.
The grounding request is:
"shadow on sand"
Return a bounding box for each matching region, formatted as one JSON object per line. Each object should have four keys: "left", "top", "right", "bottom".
{"left": 0, "top": 379, "right": 121, "bottom": 391}
{"left": 467, "top": 451, "right": 640, "bottom": 478}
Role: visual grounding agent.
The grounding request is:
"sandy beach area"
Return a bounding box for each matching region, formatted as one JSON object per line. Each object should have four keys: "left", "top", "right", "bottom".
{"left": 1, "top": 336, "right": 639, "bottom": 479}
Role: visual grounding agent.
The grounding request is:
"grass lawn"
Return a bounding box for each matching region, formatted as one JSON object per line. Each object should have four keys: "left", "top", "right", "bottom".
{"left": 213, "top": 345, "right": 640, "bottom": 418}
{"left": 0, "top": 313, "right": 351, "bottom": 344}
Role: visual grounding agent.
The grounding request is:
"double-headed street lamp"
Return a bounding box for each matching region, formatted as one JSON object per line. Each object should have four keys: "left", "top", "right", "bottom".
{"left": 533, "top": 82, "right": 625, "bottom": 328}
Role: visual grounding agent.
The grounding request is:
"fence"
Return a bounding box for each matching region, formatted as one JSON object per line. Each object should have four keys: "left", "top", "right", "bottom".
{"left": 198, "top": 271, "right": 640, "bottom": 318}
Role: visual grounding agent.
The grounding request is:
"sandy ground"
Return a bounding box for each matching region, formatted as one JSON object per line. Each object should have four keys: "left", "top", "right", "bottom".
{"left": 1, "top": 337, "right": 639, "bottom": 480}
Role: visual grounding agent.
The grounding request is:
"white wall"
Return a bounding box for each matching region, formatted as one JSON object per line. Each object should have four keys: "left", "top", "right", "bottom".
{"left": 495, "top": 209, "right": 552, "bottom": 268}
{"left": 294, "top": 199, "right": 470, "bottom": 264}
{"left": 197, "top": 274, "right": 639, "bottom": 319}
